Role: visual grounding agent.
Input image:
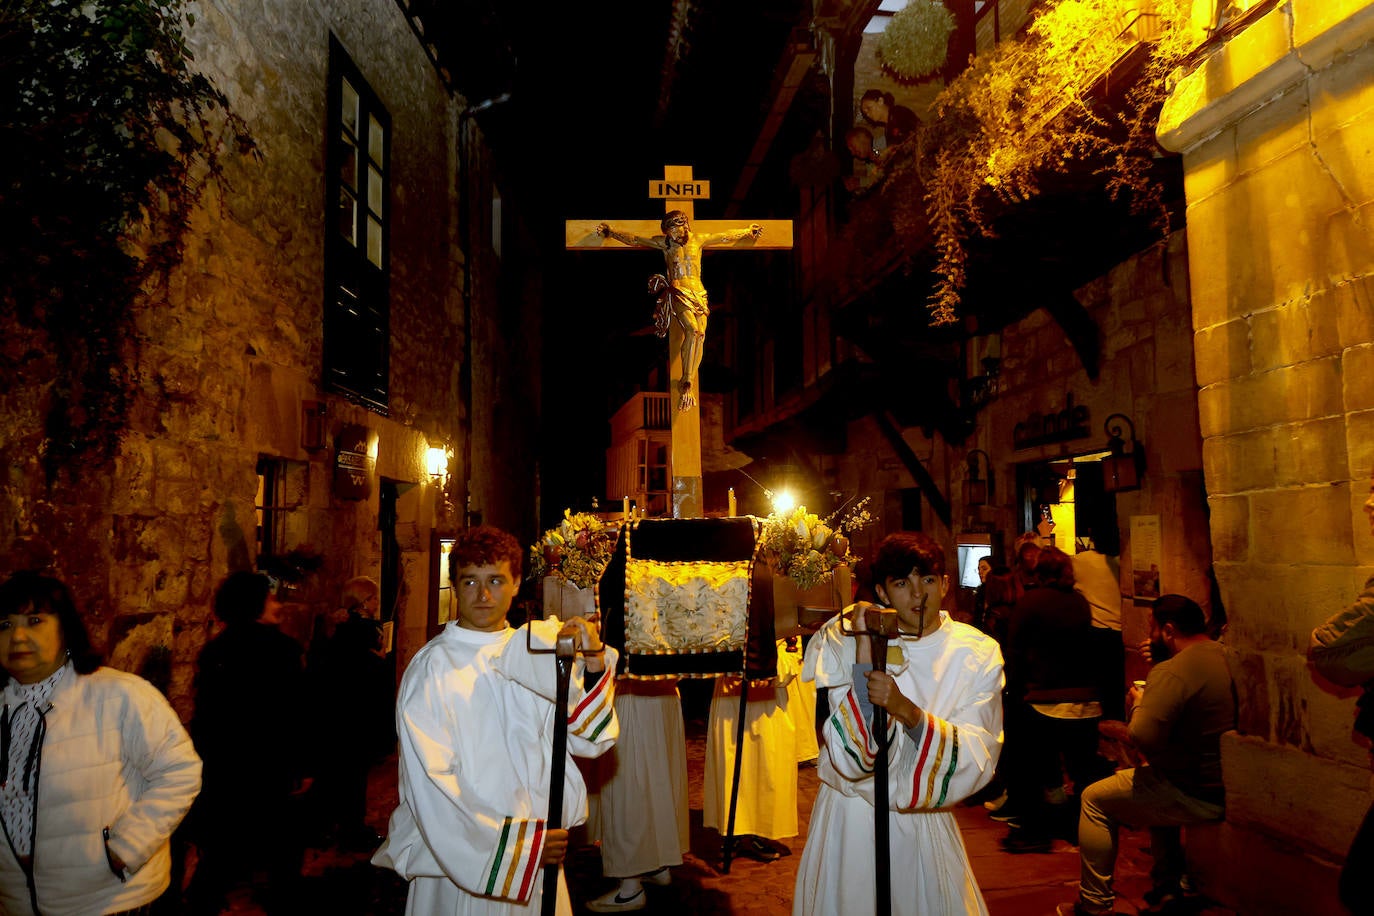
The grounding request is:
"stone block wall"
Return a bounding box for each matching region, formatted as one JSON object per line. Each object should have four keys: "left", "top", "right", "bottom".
{"left": 1158, "top": 1, "right": 1374, "bottom": 910}
{"left": 150, "top": 0, "right": 470, "bottom": 713}
{"left": 829, "top": 231, "right": 1206, "bottom": 651}
{"left": 0, "top": 0, "right": 536, "bottom": 717}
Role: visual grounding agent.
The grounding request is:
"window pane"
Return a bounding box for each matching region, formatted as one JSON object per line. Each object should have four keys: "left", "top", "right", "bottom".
{"left": 338, "top": 188, "right": 357, "bottom": 244}
{"left": 341, "top": 79, "right": 359, "bottom": 136}
{"left": 367, "top": 215, "right": 382, "bottom": 266}
{"left": 367, "top": 164, "right": 383, "bottom": 215}
{"left": 369, "top": 114, "right": 384, "bottom": 167}
{"left": 340, "top": 134, "right": 358, "bottom": 190}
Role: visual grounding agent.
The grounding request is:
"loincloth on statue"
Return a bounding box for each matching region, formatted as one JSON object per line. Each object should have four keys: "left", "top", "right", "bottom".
{"left": 649, "top": 274, "right": 708, "bottom": 338}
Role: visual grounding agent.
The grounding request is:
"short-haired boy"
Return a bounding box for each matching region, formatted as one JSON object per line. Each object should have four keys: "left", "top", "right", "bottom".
{"left": 373, "top": 525, "right": 618, "bottom": 914}
{"left": 793, "top": 532, "right": 1004, "bottom": 916}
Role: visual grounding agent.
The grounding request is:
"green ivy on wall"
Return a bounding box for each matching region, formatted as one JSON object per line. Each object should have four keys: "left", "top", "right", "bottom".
{"left": 0, "top": 0, "right": 255, "bottom": 477}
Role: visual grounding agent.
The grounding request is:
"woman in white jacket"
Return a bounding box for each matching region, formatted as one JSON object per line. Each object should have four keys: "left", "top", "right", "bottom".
{"left": 0, "top": 572, "right": 202, "bottom": 916}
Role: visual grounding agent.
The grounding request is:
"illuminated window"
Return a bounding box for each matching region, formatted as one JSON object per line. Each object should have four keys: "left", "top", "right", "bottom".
{"left": 325, "top": 36, "right": 391, "bottom": 412}
{"left": 256, "top": 457, "right": 308, "bottom": 557}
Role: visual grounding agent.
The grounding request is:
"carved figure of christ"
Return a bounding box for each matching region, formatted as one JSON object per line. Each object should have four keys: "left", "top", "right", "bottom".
{"left": 596, "top": 212, "right": 761, "bottom": 412}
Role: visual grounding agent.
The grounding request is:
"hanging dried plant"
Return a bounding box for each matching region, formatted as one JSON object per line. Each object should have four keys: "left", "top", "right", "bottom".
{"left": 918, "top": 0, "right": 1195, "bottom": 325}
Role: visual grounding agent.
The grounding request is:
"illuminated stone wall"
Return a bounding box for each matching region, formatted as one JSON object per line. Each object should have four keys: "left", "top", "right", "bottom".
{"left": 826, "top": 231, "right": 1208, "bottom": 647}
{"left": 1159, "top": 1, "right": 1374, "bottom": 912}
{"left": 0, "top": 1, "right": 538, "bottom": 716}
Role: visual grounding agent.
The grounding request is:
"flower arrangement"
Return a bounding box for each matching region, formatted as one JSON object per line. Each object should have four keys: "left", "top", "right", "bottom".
{"left": 527, "top": 510, "right": 620, "bottom": 590}
{"left": 878, "top": 0, "right": 956, "bottom": 82}
{"left": 759, "top": 497, "right": 876, "bottom": 591}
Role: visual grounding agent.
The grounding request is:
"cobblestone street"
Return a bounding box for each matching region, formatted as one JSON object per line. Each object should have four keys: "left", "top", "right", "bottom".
{"left": 213, "top": 685, "right": 1237, "bottom": 915}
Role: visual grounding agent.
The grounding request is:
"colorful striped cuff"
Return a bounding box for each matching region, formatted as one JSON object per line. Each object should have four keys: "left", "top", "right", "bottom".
{"left": 906, "top": 714, "right": 960, "bottom": 808}
{"left": 829, "top": 687, "right": 898, "bottom": 774}
{"left": 483, "top": 816, "right": 545, "bottom": 902}
{"left": 570, "top": 668, "right": 616, "bottom": 741}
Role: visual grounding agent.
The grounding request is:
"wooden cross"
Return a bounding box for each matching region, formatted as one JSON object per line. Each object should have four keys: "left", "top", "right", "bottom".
{"left": 567, "top": 164, "right": 793, "bottom": 519}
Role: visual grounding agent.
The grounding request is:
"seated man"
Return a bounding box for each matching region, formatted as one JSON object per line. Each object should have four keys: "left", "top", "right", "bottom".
{"left": 1058, "top": 595, "right": 1235, "bottom": 916}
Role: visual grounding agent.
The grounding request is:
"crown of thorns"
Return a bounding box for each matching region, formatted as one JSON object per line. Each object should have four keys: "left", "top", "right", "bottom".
{"left": 661, "top": 210, "right": 690, "bottom": 230}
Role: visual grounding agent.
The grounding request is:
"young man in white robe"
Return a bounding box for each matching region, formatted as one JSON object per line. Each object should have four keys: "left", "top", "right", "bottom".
{"left": 372, "top": 526, "right": 619, "bottom": 915}
{"left": 793, "top": 531, "right": 1004, "bottom": 916}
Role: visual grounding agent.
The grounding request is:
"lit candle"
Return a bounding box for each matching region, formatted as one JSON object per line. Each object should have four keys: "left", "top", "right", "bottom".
{"left": 728, "top": 488, "right": 737, "bottom": 517}
{"left": 623, "top": 496, "right": 630, "bottom": 519}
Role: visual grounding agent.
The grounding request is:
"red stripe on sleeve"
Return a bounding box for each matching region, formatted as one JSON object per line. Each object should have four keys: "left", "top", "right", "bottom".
{"left": 516, "top": 821, "right": 546, "bottom": 901}
{"left": 571, "top": 669, "right": 608, "bottom": 719}
{"left": 845, "top": 689, "right": 872, "bottom": 750}
{"left": 909, "top": 716, "right": 935, "bottom": 807}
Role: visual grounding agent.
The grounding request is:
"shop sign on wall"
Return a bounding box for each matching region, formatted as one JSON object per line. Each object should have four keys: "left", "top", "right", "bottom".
{"left": 334, "top": 423, "right": 373, "bottom": 501}
{"left": 1130, "top": 515, "right": 1161, "bottom": 600}
{"left": 1013, "top": 393, "right": 1092, "bottom": 449}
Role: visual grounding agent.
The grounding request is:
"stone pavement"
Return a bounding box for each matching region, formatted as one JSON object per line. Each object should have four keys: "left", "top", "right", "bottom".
{"left": 215, "top": 684, "right": 1238, "bottom": 915}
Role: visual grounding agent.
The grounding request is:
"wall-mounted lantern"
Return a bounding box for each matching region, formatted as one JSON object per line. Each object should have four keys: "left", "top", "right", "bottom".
{"left": 964, "top": 449, "right": 993, "bottom": 507}
{"left": 1101, "top": 413, "right": 1145, "bottom": 493}
{"left": 425, "top": 445, "right": 451, "bottom": 482}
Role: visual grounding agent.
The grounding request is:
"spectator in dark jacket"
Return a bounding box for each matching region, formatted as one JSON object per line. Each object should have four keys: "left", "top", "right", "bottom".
{"left": 186, "top": 571, "right": 311, "bottom": 914}
{"left": 1001, "top": 547, "right": 1109, "bottom": 852}
{"left": 307, "top": 575, "right": 394, "bottom": 851}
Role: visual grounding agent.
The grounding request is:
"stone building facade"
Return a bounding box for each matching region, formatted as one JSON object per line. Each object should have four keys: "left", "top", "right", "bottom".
{"left": 822, "top": 231, "right": 1209, "bottom": 659}
{"left": 0, "top": 0, "right": 539, "bottom": 717}
{"left": 1157, "top": 1, "right": 1374, "bottom": 912}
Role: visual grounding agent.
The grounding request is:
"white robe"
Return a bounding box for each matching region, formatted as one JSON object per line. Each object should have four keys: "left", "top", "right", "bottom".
{"left": 703, "top": 658, "right": 799, "bottom": 840}
{"left": 585, "top": 679, "right": 689, "bottom": 877}
{"left": 780, "top": 638, "right": 820, "bottom": 763}
{"left": 373, "top": 621, "right": 619, "bottom": 915}
{"left": 793, "top": 611, "right": 1004, "bottom": 916}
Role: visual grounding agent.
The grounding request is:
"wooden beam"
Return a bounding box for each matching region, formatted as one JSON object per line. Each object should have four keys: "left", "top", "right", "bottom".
{"left": 875, "top": 411, "right": 952, "bottom": 527}
{"left": 565, "top": 219, "right": 794, "bottom": 249}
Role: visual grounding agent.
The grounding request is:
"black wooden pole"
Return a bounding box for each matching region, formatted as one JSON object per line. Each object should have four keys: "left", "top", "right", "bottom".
{"left": 871, "top": 622, "right": 892, "bottom": 916}
{"left": 541, "top": 636, "right": 577, "bottom": 916}
{"left": 722, "top": 671, "right": 751, "bottom": 873}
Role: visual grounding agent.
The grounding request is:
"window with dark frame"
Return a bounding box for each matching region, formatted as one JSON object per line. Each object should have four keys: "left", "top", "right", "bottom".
{"left": 325, "top": 37, "right": 391, "bottom": 413}
{"left": 256, "top": 456, "right": 309, "bottom": 560}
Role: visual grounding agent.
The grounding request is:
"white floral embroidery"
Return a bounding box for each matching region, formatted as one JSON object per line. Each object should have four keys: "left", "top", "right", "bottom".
{"left": 624, "top": 560, "right": 751, "bottom": 653}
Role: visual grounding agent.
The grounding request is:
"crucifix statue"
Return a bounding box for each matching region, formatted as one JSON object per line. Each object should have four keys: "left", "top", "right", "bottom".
{"left": 568, "top": 165, "right": 792, "bottom": 518}
{"left": 597, "top": 212, "right": 762, "bottom": 413}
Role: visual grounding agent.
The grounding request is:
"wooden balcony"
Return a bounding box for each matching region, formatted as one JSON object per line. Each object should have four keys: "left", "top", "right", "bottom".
{"left": 609, "top": 391, "right": 671, "bottom": 439}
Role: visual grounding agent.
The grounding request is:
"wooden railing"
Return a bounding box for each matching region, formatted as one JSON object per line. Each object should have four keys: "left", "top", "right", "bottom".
{"left": 609, "top": 391, "right": 671, "bottom": 440}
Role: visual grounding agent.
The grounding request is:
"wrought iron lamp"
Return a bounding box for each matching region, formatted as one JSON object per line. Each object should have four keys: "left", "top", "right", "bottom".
{"left": 1101, "top": 414, "right": 1145, "bottom": 492}
{"left": 963, "top": 449, "right": 992, "bottom": 507}
{"left": 962, "top": 333, "right": 1002, "bottom": 411}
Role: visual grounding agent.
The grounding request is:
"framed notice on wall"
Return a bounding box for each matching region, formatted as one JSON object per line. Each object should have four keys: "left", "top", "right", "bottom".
{"left": 1131, "top": 515, "right": 1161, "bottom": 601}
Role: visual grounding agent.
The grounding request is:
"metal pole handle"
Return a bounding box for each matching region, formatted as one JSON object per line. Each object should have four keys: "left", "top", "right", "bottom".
{"left": 871, "top": 615, "right": 893, "bottom": 916}
{"left": 540, "top": 632, "right": 578, "bottom": 916}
